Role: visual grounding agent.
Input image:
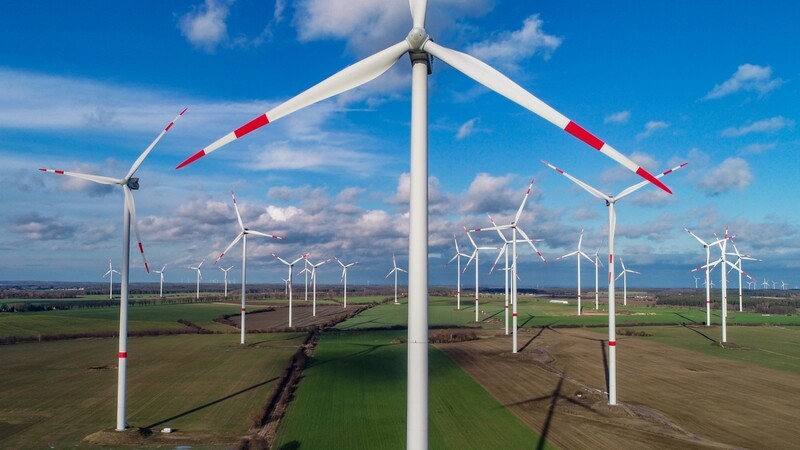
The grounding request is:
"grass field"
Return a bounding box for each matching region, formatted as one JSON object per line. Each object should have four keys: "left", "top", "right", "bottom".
{"left": 272, "top": 330, "right": 548, "bottom": 450}
{"left": 0, "top": 302, "right": 244, "bottom": 338}
{"left": 0, "top": 333, "right": 305, "bottom": 447}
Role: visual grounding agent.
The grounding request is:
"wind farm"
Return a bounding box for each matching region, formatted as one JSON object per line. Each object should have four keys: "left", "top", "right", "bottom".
{"left": 2, "top": 1, "right": 799, "bottom": 450}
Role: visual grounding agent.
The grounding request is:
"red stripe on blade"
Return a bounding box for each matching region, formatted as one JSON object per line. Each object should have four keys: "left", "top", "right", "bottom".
{"left": 138, "top": 243, "right": 144, "bottom": 253}
{"left": 176, "top": 150, "right": 207, "bottom": 169}
{"left": 234, "top": 114, "right": 269, "bottom": 138}
{"left": 635, "top": 167, "right": 672, "bottom": 194}
{"left": 565, "top": 121, "right": 604, "bottom": 150}
{"left": 55, "top": 170, "right": 65, "bottom": 175}
{"left": 165, "top": 122, "right": 175, "bottom": 131}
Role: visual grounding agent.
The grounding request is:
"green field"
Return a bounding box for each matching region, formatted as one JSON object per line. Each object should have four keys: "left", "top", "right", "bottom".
{"left": 272, "top": 330, "right": 548, "bottom": 450}
{"left": 0, "top": 333, "right": 305, "bottom": 447}
{"left": 0, "top": 302, "right": 244, "bottom": 338}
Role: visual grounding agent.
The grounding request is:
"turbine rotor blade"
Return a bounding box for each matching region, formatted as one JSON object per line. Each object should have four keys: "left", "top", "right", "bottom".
{"left": 540, "top": 161, "right": 608, "bottom": 201}
{"left": 616, "top": 162, "right": 688, "bottom": 200}
{"left": 125, "top": 108, "right": 187, "bottom": 180}
{"left": 231, "top": 192, "right": 245, "bottom": 231}
{"left": 409, "top": 0, "right": 427, "bottom": 28}
{"left": 247, "top": 230, "right": 283, "bottom": 239}
{"left": 123, "top": 185, "right": 149, "bottom": 273}
{"left": 39, "top": 168, "right": 120, "bottom": 185}
{"left": 177, "top": 41, "right": 410, "bottom": 169}
{"left": 513, "top": 179, "right": 534, "bottom": 225}
{"left": 424, "top": 41, "right": 670, "bottom": 194}
{"left": 217, "top": 232, "right": 244, "bottom": 263}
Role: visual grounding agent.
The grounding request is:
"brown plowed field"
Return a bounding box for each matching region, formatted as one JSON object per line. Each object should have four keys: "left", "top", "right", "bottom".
{"left": 234, "top": 304, "right": 358, "bottom": 330}
{"left": 437, "top": 327, "right": 798, "bottom": 449}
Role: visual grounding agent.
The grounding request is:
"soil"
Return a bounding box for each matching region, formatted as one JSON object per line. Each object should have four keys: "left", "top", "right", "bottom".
{"left": 437, "top": 327, "right": 799, "bottom": 449}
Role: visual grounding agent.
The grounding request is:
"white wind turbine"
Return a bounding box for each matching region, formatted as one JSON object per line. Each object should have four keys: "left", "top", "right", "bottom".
{"left": 541, "top": 160, "right": 686, "bottom": 406}
{"left": 216, "top": 191, "right": 283, "bottom": 344}
{"left": 281, "top": 277, "right": 290, "bottom": 297}
{"left": 593, "top": 249, "right": 603, "bottom": 310}
{"left": 556, "top": 229, "right": 595, "bottom": 315}
{"left": 335, "top": 257, "right": 358, "bottom": 308}
{"left": 306, "top": 256, "right": 332, "bottom": 316}
{"left": 189, "top": 258, "right": 206, "bottom": 300}
{"left": 386, "top": 254, "right": 408, "bottom": 304}
{"left": 615, "top": 257, "right": 640, "bottom": 306}
{"left": 746, "top": 280, "right": 755, "bottom": 290}
{"left": 273, "top": 253, "right": 307, "bottom": 327}
{"left": 487, "top": 231, "right": 543, "bottom": 336}
{"left": 298, "top": 258, "right": 312, "bottom": 302}
{"left": 41, "top": 108, "right": 185, "bottom": 431}
{"left": 219, "top": 265, "right": 234, "bottom": 298}
{"left": 462, "top": 228, "right": 500, "bottom": 324}
{"left": 154, "top": 264, "right": 167, "bottom": 298}
{"left": 781, "top": 281, "right": 789, "bottom": 290}
{"left": 762, "top": 278, "right": 770, "bottom": 289}
{"left": 446, "top": 234, "right": 471, "bottom": 310}
{"left": 470, "top": 179, "right": 546, "bottom": 351}
{"left": 685, "top": 227, "right": 724, "bottom": 327}
{"left": 728, "top": 239, "right": 760, "bottom": 312}
{"left": 103, "top": 259, "right": 120, "bottom": 300}
{"left": 695, "top": 227, "right": 752, "bottom": 343}
{"left": 174, "top": 3, "right": 672, "bottom": 444}
{"left": 694, "top": 276, "right": 700, "bottom": 289}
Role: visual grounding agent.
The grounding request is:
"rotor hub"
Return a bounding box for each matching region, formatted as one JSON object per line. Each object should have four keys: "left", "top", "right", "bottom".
{"left": 127, "top": 178, "right": 140, "bottom": 190}
{"left": 406, "top": 27, "right": 428, "bottom": 50}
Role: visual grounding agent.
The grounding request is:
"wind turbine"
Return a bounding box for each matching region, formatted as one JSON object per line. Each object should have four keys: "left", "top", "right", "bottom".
{"left": 446, "top": 234, "right": 471, "bottom": 310}
{"left": 696, "top": 227, "right": 752, "bottom": 343}
{"left": 219, "top": 265, "right": 234, "bottom": 297}
{"left": 541, "top": 160, "right": 686, "bottom": 406}
{"left": 216, "top": 191, "right": 283, "bottom": 344}
{"left": 154, "top": 264, "right": 167, "bottom": 298}
{"left": 273, "top": 253, "right": 306, "bottom": 327}
{"left": 103, "top": 259, "right": 120, "bottom": 300}
{"left": 470, "top": 179, "right": 546, "bottom": 351}
{"left": 41, "top": 108, "right": 185, "bottom": 431}
{"left": 593, "top": 249, "right": 603, "bottom": 310}
{"left": 189, "top": 258, "right": 206, "bottom": 300}
{"left": 463, "top": 228, "right": 500, "bottom": 323}
{"left": 174, "top": 3, "right": 672, "bottom": 444}
{"left": 685, "top": 227, "right": 724, "bottom": 327}
{"left": 556, "top": 229, "right": 595, "bottom": 315}
{"left": 728, "top": 239, "right": 759, "bottom": 312}
{"left": 781, "top": 280, "right": 789, "bottom": 290}
{"left": 762, "top": 278, "right": 770, "bottom": 289}
{"left": 694, "top": 276, "right": 700, "bottom": 289}
{"left": 386, "top": 254, "right": 408, "bottom": 304}
{"left": 615, "top": 257, "right": 640, "bottom": 306}
{"left": 335, "top": 257, "right": 358, "bottom": 308}
{"left": 772, "top": 280, "right": 778, "bottom": 289}
{"left": 298, "top": 258, "right": 312, "bottom": 302}
{"left": 306, "top": 256, "right": 332, "bottom": 316}
{"left": 746, "top": 280, "right": 755, "bottom": 290}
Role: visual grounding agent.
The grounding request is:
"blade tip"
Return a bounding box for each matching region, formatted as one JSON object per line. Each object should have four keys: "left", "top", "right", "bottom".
{"left": 176, "top": 150, "right": 207, "bottom": 169}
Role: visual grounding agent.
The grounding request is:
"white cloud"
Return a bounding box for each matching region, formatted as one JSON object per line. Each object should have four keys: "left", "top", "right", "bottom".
{"left": 247, "top": 142, "right": 387, "bottom": 175}
{"left": 178, "top": 0, "right": 231, "bottom": 53}
{"left": 695, "top": 157, "right": 752, "bottom": 195}
{"left": 604, "top": 110, "right": 630, "bottom": 124}
{"left": 636, "top": 121, "right": 669, "bottom": 140}
{"left": 459, "top": 173, "right": 520, "bottom": 214}
{"left": 266, "top": 205, "right": 302, "bottom": 222}
{"left": 466, "top": 15, "right": 562, "bottom": 71}
{"left": 739, "top": 143, "right": 776, "bottom": 155}
{"left": 704, "top": 63, "right": 785, "bottom": 100}
{"left": 456, "top": 118, "right": 479, "bottom": 140}
{"left": 721, "top": 116, "right": 794, "bottom": 137}
{"left": 9, "top": 213, "right": 77, "bottom": 240}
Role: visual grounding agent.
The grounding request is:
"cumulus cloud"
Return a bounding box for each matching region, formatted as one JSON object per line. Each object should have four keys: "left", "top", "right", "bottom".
{"left": 604, "top": 110, "right": 630, "bottom": 124}
{"left": 721, "top": 116, "right": 794, "bottom": 137}
{"left": 178, "top": 0, "right": 231, "bottom": 53}
{"left": 9, "top": 213, "right": 76, "bottom": 240}
{"left": 739, "top": 143, "right": 776, "bottom": 155}
{"left": 695, "top": 157, "right": 752, "bottom": 195}
{"left": 390, "top": 173, "right": 453, "bottom": 215}
{"left": 247, "top": 142, "right": 388, "bottom": 175}
{"left": 456, "top": 118, "right": 479, "bottom": 140}
{"left": 459, "top": 173, "right": 520, "bottom": 214}
{"left": 266, "top": 205, "right": 302, "bottom": 222}
{"left": 704, "top": 63, "right": 785, "bottom": 100}
{"left": 636, "top": 121, "right": 669, "bottom": 140}
{"left": 466, "top": 15, "right": 562, "bottom": 71}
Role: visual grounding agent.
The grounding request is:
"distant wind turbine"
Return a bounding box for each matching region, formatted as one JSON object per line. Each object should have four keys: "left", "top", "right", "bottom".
{"left": 219, "top": 265, "right": 233, "bottom": 297}
{"left": 556, "top": 229, "right": 595, "bottom": 315}
{"left": 274, "top": 253, "right": 307, "bottom": 326}
{"left": 386, "top": 254, "right": 408, "bottom": 304}
{"left": 335, "top": 257, "right": 358, "bottom": 308}
{"left": 103, "top": 259, "right": 120, "bottom": 300}
{"left": 686, "top": 227, "right": 725, "bottom": 326}
{"left": 728, "top": 239, "right": 759, "bottom": 312}
{"left": 189, "top": 258, "right": 206, "bottom": 300}
{"left": 615, "top": 257, "right": 640, "bottom": 306}
{"left": 446, "top": 234, "right": 471, "bottom": 310}
{"left": 463, "top": 228, "right": 500, "bottom": 324}
{"left": 154, "top": 264, "right": 167, "bottom": 298}
{"left": 306, "top": 256, "right": 331, "bottom": 316}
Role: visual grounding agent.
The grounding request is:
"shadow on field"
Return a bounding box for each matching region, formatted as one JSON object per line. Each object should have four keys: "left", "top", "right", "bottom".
{"left": 681, "top": 323, "right": 717, "bottom": 343}
{"left": 518, "top": 313, "right": 536, "bottom": 329}
{"left": 502, "top": 374, "right": 593, "bottom": 450}
{"left": 306, "top": 342, "right": 395, "bottom": 370}
{"left": 144, "top": 376, "right": 279, "bottom": 429}
{"left": 482, "top": 309, "right": 504, "bottom": 321}
{"left": 518, "top": 323, "right": 556, "bottom": 352}
{"left": 673, "top": 312, "right": 698, "bottom": 324}
{"left": 600, "top": 339, "right": 609, "bottom": 395}
{"left": 277, "top": 441, "right": 301, "bottom": 450}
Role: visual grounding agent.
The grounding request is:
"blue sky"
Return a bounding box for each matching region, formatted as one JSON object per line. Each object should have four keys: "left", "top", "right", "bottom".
{"left": 1, "top": 0, "right": 798, "bottom": 288}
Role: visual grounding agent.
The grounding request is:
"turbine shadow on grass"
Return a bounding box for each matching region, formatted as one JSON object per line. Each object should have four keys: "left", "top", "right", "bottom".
{"left": 681, "top": 323, "right": 717, "bottom": 343}
{"left": 518, "top": 313, "right": 536, "bottom": 329}
{"left": 672, "top": 312, "right": 698, "bottom": 324}
{"left": 600, "top": 339, "right": 609, "bottom": 396}
{"left": 277, "top": 441, "right": 301, "bottom": 450}
{"left": 144, "top": 376, "right": 279, "bottom": 429}
{"left": 481, "top": 309, "right": 504, "bottom": 321}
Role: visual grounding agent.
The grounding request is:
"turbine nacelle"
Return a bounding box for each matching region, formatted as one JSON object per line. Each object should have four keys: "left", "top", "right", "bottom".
{"left": 126, "top": 178, "right": 140, "bottom": 190}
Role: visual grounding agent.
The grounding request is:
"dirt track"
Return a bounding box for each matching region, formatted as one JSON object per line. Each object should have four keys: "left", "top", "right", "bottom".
{"left": 437, "top": 327, "right": 799, "bottom": 450}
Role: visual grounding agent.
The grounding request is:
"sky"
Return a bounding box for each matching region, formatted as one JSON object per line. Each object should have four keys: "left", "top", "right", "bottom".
{"left": 1, "top": 0, "right": 798, "bottom": 288}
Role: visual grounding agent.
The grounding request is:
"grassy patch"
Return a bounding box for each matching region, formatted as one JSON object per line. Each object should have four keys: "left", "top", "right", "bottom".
{"left": 272, "top": 330, "right": 544, "bottom": 449}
